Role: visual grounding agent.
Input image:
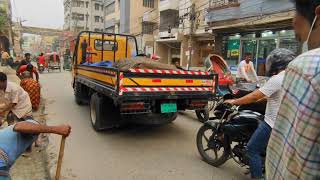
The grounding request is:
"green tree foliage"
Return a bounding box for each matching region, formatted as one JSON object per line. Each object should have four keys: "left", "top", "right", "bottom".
{"left": 0, "top": 7, "right": 8, "bottom": 33}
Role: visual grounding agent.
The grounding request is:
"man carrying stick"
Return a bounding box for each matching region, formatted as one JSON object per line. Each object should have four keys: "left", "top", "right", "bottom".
{"left": 0, "top": 120, "right": 71, "bottom": 180}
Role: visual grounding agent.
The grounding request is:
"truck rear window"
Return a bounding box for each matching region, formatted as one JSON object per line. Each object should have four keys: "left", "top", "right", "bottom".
{"left": 94, "top": 40, "right": 118, "bottom": 51}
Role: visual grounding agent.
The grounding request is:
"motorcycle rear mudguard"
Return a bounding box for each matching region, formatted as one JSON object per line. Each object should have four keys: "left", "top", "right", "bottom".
{"left": 222, "top": 110, "right": 264, "bottom": 142}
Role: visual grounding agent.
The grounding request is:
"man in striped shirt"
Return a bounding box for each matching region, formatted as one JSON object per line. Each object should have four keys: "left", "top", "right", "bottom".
{"left": 265, "top": 0, "right": 320, "bottom": 179}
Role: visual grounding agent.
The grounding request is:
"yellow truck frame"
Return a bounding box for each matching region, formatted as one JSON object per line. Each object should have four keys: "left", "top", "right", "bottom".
{"left": 72, "top": 31, "right": 218, "bottom": 131}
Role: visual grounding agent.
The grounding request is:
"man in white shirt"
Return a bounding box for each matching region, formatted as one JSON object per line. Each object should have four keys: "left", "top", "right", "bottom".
{"left": 225, "top": 48, "right": 296, "bottom": 180}
{"left": 237, "top": 53, "right": 259, "bottom": 82}
{"left": 0, "top": 72, "right": 32, "bottom": 126}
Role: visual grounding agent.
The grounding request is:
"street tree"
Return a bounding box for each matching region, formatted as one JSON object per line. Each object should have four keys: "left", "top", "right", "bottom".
{"left": 0, "top": 7, "right": 9, "bottom": 34}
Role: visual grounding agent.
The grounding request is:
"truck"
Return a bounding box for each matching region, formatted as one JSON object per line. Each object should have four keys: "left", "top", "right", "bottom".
{"left": 72, "top": 31, "right": 218, "bottom": 131}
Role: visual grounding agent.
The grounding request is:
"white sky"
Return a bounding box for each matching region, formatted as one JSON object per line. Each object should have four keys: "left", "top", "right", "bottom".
{"left": 11, "top": 0, "right": 64, "bottom": 29}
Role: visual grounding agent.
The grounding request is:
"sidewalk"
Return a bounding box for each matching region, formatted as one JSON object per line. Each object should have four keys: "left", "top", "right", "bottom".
{"left": 0, "top": 66, "right": 51, "bottom": 180}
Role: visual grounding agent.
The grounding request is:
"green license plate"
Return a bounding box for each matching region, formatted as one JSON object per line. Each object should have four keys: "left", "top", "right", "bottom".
{"left": 161, "top": 103, "right": 177, "bottom": 113}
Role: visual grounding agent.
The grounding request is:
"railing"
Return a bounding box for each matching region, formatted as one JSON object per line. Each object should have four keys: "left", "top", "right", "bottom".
{"left": 209, "top": 0, "right": 240, "bottom": 10}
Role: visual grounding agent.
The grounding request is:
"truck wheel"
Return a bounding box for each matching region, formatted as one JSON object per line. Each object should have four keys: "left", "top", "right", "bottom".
{"left": 196, "top": 108, "right": 209, "bottom": 123}
{"left": 74, "top": 82, "right": 86, "bottom": 105}
{"left": 90, "top": 93, "right": 121, "bottom": 131}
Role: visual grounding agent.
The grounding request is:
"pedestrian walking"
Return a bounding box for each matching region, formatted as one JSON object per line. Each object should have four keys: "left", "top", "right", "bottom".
{"left": 265, "top": 0, "right": 320, "bottom": 179}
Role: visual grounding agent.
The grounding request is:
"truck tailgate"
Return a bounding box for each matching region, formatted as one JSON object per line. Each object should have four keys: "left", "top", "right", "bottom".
{"left": 119, "top": 68, "right": 217, "bottom": 99}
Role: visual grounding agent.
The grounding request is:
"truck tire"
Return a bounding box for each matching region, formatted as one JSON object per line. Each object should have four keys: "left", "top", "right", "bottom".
{"left": 90, "top": 93, "right": 121, "bottom": 131}
{"left": 74, "top": 81, "right": 86, "bottom": 105}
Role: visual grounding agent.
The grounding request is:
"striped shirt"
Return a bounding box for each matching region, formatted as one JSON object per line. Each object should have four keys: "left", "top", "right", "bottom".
{"left": 266, "top": 48, "right": 320, "bottom": 180}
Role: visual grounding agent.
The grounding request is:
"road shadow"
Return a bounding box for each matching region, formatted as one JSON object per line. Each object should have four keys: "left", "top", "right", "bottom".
{"left": 97, "top": 114, "right": 203, "bottom": 140}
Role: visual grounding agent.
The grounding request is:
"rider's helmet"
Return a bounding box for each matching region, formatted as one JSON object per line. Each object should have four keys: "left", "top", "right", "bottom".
{"left": 265, "top": 48, "right": 296, "bottom": 77}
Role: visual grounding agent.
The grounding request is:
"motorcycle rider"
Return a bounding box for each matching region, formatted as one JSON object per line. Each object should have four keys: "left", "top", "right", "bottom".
{"left": 224, "top": 48, "right": 296, "bottom": 180}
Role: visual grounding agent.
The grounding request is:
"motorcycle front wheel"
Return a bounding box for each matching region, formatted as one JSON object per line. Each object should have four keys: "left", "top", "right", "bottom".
{"left": 196, "top": 125, "right": 230, "bottom": 167}
{"left": 195, "top": 108, "right": 209, "bottom": 123}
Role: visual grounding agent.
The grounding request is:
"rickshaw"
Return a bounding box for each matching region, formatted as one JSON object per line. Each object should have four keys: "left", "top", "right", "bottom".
{"left": 45, "top": 52, "right": 62, "bottom": 72}
{"left": 196, "top": 54, "right": 235, "bottom": 122}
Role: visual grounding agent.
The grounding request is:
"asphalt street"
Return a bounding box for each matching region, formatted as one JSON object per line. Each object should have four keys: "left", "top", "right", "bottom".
{"left": 40, "top": 71, "right": 247, "bottom": 180}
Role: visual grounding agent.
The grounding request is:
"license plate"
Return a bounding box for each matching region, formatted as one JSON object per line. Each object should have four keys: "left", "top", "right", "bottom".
{"left": 161, "top": 103, "right": 177, "bottom": 113}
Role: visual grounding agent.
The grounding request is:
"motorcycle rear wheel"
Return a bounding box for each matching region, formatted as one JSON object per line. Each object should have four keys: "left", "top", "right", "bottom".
{"left": 196, "top": 125, "right": 230, "bottom": 167}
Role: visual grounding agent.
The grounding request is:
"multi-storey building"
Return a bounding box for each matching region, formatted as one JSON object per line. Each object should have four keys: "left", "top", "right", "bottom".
{"left": 104, "top": 0, "right": 158, "bottom": 54}
{"left": 153, "top": 0, "right": 213, "bottom": 67}
{"left": 206, "top": 0, "right": 296, "bottom": 75}
{"left": 63, "top": 0, "right": 105, "bottom": 32}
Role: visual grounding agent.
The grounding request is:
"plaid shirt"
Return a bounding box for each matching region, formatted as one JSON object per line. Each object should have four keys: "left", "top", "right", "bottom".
{"left": 266, "top": 48, "right": 320, "bottom": 180}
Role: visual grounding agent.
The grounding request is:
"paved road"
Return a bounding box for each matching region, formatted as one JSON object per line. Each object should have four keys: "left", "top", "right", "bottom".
{"left": 40, "top": 71, "right": 247, "bottom": 180}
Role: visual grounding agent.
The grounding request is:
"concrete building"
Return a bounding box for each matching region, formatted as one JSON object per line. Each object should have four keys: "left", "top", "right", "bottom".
{"left": 153, "top": 0, "right": 213, "bottom": 68}
{"left": 63, "top": 0, "right": 105, "bottom": 32}
{"left": 206, "top": 0, "right": 296, "bottom": 75}
{"left": 104, "top": 0, "right": 158, "bottom": 54}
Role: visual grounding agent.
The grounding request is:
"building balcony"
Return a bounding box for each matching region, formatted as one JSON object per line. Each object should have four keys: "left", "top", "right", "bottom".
{"left": 208, "top": 0, "right": 240, "bottom": 10}
{"left": 143, "top": 9, "right": 158, "bottom": 23}
{"left": 159, "top": 0, "right": 179, "bottom": 12}
{"left": 157, "top": 28, "right": 183, "bottom": 42}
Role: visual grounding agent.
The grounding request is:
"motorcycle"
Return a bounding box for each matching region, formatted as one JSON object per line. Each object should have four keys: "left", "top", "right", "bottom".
{"left": 196, "top": 80, "right": 267, "bottom": 123}
{"left": 196, "top": 98, "right": 265, "bottom": 169}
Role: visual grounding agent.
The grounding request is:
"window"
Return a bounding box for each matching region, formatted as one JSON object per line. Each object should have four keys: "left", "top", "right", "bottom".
{"left": 72, "top": 13, "right": 84, "bottom": 21}
{"left": 143, "top": 0, "right": 154, "bottom": 8}
{"left": 209, "top": 0, "right": 240, "bottom": 10}
{"left": 79, "top": 1, "right": 84, "bottom": 7}
{"left": 94, "top": 16, "right": 100, "bottom": 22}
{"left": 105, "top": 26, "right": 115, "bottom": 33}
{"left": 95, "top": 3, "right": 100, "bottom": 10}
{"left": 72, "top": 0, "right": 84, "bottom": 7}
{"left": 105, "top": 2, "right": 115, "bottom": 16}
{"left": 94, "top": 40, "right": 118, "bottom": 51}
{"left": 86, "top": 1, "right": 89, "bottom": 8}
{"left": 142, "top": 23, "right": 154, "bottom": 35}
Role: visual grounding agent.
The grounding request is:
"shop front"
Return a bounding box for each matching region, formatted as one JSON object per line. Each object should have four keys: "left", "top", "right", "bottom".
{"left": 221, "top": 30, "right": 299, "bottom": 76}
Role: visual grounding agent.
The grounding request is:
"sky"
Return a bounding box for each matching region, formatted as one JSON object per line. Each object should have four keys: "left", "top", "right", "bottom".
{"left": 11, "top": 0, "right": 64, "bottom": 29}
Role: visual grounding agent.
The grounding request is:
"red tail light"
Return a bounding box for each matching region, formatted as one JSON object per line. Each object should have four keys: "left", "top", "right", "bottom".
{"left": 121, "top": 102, "right": 145, "bottom": 111}
{"left": 190, "top": 101, "right": 207, "bottom": 107}
{"left": 152, "top": 79, "right": 162, "bottom": 83}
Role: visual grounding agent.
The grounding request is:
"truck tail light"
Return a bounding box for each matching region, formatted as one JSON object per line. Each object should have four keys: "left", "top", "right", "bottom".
{"left": 152, "top": 79, "right": 162, "bottom": 83}
{"left": 121, "top": 102, "right": 145, "bottom": 110}
{"left": 190, "top": 100, "right": 207, "bottom": 107}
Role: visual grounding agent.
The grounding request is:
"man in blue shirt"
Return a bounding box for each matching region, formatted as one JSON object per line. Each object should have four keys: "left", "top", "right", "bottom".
{"left": 0, "top": 120, "right": 71, "bottom": 179}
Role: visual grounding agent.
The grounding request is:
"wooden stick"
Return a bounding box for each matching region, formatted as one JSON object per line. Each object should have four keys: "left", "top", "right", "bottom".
{"left": 55, "top": 136, "right": 66, "bottom": 180}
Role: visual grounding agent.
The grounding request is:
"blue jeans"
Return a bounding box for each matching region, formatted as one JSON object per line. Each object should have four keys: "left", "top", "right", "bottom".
{"left": 247, "top": 121, "right": 272, "bottom": 179}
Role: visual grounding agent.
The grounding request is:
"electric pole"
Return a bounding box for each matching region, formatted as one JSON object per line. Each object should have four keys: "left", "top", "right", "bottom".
{"left": 187, "top": 3, "right": 195, "bottom": 70}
